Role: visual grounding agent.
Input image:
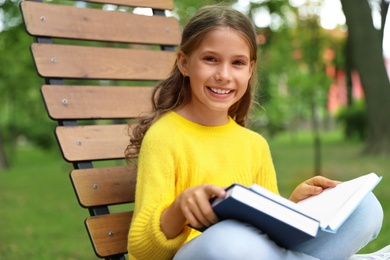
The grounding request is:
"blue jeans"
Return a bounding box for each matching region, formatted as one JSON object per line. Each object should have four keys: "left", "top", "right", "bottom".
{"left": 173, "top": 192, "right": 383, "bottom": 260}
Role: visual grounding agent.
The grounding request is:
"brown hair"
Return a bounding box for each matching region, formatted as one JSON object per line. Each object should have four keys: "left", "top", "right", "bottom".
{"left": 125, "top": 4, "right": 258, "bottom": 161}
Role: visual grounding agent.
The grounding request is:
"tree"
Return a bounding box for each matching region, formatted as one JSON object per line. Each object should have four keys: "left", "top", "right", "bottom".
{"left": 340, "top": 0, "right": 390, "bottom": 155}
{"left": 0, "top": 1, "right": 55, "bottom": 170}
{"left": 251, "top": 2, "right": 334, "bottom": 175}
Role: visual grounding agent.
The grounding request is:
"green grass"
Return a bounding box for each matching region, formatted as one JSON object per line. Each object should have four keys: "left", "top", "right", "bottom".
{"left": 1, "top": 130, "right": 389, "bottom": 258}
{"left": 0, "top": 147, "right": 97, "bottom": 259}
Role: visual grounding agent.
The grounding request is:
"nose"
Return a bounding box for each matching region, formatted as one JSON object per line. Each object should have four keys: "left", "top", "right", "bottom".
{"left": 215, "top": 63, "right": 232, "bottom": 82}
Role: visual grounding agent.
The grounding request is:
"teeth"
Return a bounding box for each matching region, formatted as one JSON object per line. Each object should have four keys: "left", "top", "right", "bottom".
{"left": 210, "top": 88, "right": 232, "bottom": 94}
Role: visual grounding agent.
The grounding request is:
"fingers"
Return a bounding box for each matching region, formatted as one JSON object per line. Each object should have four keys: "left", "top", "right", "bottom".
{"left": 307, "top": 176, "right": 339, "bottom": 189}
{"left": 302, "top": 176, "right": 339, "bottom": 196}
{"left": 196, "top": 184, "right": 226, "bottom": 226}
{"left": 303, "top": 182, "right": 323, "bottom": 196}
{"left": 180, "top": 184, "right": 225, "bottom": 229}
{"left": 290, "top": 176, "right": 341, "bottom": 203}
{"left": 182, "top": 192, "right": 214, "bottom": 228}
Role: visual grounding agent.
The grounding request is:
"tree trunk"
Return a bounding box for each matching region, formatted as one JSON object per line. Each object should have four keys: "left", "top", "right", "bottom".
{"left": 340, "top": 0, "right": 390, "bottom": 155}
{"left": 311, "top": 99, "right": 322, "bottom": 175}
{"left": 0, "top": 132, "right": 9, "bottom": 170}
{"left": 381, "top": 0, "right": 389, "bottom": 40}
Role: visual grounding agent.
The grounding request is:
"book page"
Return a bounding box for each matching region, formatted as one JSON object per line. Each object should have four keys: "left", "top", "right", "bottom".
{"left": 296, "top": 173, "right": 380, "bottom": 230}
{"left": 249, "top": 183, "right": 301, "bottom": 210}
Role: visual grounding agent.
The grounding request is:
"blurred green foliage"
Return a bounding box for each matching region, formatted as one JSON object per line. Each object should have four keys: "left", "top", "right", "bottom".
{"left": 0, "top": 20, "right": 58, "bottom": 151}
{"left": 336, "top": 100, "right": 368, "bottom": 140}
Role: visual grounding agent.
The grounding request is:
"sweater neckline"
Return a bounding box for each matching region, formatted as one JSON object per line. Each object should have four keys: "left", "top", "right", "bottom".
{"left": 168, "top": 111, "right": 236, "bottom": 133}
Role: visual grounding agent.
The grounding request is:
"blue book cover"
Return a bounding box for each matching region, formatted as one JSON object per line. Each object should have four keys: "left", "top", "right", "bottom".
{"left": 210, "top": 184, "right": 320, "bottom": 248}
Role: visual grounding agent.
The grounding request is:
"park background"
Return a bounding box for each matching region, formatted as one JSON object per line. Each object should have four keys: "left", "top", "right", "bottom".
{"left": 1, "top": 0, "right": 390, "bottom": 258}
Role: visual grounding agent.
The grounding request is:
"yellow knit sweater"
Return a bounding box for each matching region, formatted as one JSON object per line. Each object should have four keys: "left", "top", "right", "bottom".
{"left": 128, "top": 111, "right": 279, "bottom": 260}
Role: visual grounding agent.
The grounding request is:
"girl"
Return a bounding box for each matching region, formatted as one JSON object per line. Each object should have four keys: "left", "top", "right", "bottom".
{"left": 125, "top": 4, "right": 385, "bottom": 260}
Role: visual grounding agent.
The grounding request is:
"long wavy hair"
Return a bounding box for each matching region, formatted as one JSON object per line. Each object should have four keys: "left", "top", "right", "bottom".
{"left": 125, "top": 4, "right": 258, "bottom": 161}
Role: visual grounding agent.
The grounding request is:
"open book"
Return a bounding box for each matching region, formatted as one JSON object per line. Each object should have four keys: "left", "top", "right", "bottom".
{"left": 194, "top": 173, "right": 381, "bottom": 248}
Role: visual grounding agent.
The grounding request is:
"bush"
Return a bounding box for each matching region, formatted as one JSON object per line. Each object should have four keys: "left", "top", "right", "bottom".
{"left": 336, "top": 101, "right": 367, "bottom": 140}
{"left": 5, "top": 120, "right": 57, "bottom": 149}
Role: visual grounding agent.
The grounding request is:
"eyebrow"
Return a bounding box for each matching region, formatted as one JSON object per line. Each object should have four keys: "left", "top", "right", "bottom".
{"left": 200, "top": 50, "right": 250, "bottom": 60}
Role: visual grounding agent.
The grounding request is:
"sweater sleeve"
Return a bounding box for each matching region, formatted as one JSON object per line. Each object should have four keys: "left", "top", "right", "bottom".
{"left": 128, "top": 130, "right": 191, "bottom": 260}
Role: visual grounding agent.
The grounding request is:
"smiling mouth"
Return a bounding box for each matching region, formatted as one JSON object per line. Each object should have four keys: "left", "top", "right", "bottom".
{"left": 209, "top": 87, "right": 233, "bottom": 94}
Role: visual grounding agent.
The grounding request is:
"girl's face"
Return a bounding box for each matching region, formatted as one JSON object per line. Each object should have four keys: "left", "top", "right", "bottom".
{"left": 177, "top": 27, "right": 254, "bottom": 125}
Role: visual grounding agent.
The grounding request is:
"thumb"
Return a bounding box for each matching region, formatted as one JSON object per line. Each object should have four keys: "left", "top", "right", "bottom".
{"left": 204, "top": 184, "right": 226, "bottom": 199}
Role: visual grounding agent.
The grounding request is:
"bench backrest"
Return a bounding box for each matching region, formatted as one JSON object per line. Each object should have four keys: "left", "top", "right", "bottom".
{"left": 20, "top": 1, "right": 180, "bottom": 258}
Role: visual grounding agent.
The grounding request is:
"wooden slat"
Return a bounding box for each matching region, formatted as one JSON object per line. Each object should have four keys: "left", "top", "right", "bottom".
{"left": 70, "top": 166, "right": 136, "bottom": 207}
{"left": 21, "top": 1, "right": 180, "bottom": 45}
{"left": 56, "top": 124, "right": 128, "bottom": 162}
{"left": 31, "top": 43, "right": 176, "bottom": 80}
{"left": 81, "top": 0, "right": 174, "bottom": 10}
{"left": 41, "top": 85, "right": 153, "bottom": 120}
{"left": 85, "top": 211, "right": 132, "bottom": 258}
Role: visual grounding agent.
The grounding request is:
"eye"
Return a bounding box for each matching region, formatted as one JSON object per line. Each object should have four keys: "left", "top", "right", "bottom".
{"left": 233, "top": 60, "right": 246, "bottom": 66}
{"left": 203, "top": 56, "right": 217, "bottom": 62}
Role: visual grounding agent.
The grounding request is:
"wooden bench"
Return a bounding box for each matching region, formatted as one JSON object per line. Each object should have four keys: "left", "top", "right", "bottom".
{"left": 20, "top": 1, "right": 180, "bottom": 259}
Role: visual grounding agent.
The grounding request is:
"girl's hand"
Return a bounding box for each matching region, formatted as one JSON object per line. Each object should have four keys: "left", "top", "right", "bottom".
{"left": 289, "top": 176, "right": 340, "bottom": 203}
{"left": 160, "top": 184, "right": 226, "bottom": 239}
{"left": 177, "top": 184, "right": 226, "bottom": 228}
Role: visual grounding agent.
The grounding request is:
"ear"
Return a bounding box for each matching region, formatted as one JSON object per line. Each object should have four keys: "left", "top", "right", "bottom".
{"left": 249, "top": 60, "right": 255, "bottom": 76}
{"left": 177, "top": 51, "right": 189, "bottom": 77}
